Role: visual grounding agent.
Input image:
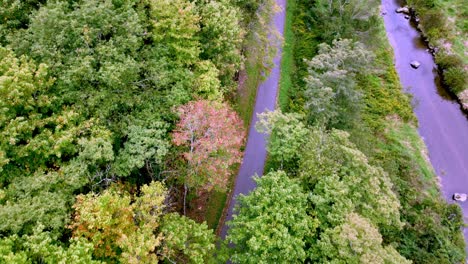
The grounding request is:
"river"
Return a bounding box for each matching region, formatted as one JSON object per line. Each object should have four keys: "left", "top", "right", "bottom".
{"left": 382, "top": 0, "right": 468, "bottom": 250}
{"left": 219, "top": 0, "right": 286, "bottom": 239}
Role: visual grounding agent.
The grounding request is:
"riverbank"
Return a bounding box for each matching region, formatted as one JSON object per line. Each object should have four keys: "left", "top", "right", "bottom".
{"left": 383, "top": 0, "right": 468, "bottom": 255}
{"left": 275, "top": 0, "right": 466, "bottom": 261}
{"left": 403, "top": 0, "right": 468, "bottom": 109}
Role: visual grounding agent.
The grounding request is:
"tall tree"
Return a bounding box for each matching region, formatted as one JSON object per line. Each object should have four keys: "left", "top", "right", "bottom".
{"left": 227, "top": 171, "right": 317, "bottom": 264}
{"left": 160, "top": 213, "right": 216, "bottom": 264}
{"left": 0, "top": 226, "right": 100, "bottom": 264}
{"left": 113, "top": 122, "right": 170, "bottom": 178}
{"left": 0, "top": 47, "right": 114, "bottom": 236}
{"left": 150, "top": 0, "right": 200, "bottom": 66}
{"left": 304, "top": 39, "right": 373, "bottom": 128}
{"left": 256, "top": 109, "right": 309, "bottom": 171}
{"left": 70, "top": 181, "right": 215, "bottom": 263}
{"left": 9, "top": 0, "right": 146, "bottom": 120}
{"left": 70, "top": 182, "right": 165, "bottom": 262}
{"left": 193, "top": 60, "right": 223, "bottom": 101}
{"left": 172, "top": 100, "right": 245, "bottom": 213}
{"left": 0, "top": 0, "right": 46, "bottom": 44}
{"left": 311, "top": 213, "right": 411, "bottom": 263}
{"left": 0, "top": 46, "right": 53, "bottom": 179}
{"left": 198, "top": 0, "right": 244, "bottom": 88}
{"left": 310, "top": 0, "right": 380, "bottom": 42}
{"left": 299, "top": 129, "right": 401, "bottom": 229}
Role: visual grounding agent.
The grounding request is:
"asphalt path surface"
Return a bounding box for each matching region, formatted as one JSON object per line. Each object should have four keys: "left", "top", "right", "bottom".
{"left": 220, "top": 0, "right": 286, "bottom": 239}
{"left": 382, "top": 0, "right": 468, "bottom": 251}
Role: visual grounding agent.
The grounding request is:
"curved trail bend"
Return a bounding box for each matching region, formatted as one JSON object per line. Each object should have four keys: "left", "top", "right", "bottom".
{"left": 382, "top": 0, "right": 468, "bottom": 250}
{"left": 220, "top": 0, "right": 286, "bottom": 239}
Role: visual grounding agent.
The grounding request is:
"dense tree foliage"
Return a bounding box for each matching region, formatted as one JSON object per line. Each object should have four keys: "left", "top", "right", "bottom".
{"left": 310, "top": 0, "right": 380, "bottom": 43}
{"left": 160, "top": 213, "right": 216, "bottom": 264}
{"left": 304, "top": 39, "right": 373, "bottom": 128}
{"left": 172, "top": 99, "right": 245, "bottom": 214}
{"left": 254, "top": 0, "right": 466, "bottom": 261}
{"left": 0, "top": 227, "right": 98, "bottom": 263}
{"left": 3, "top": 0, "right": 245, "bottom": 124}
{"left": 256, "top": 110, "right": 308, "bottom": 170}
{"left": 0, "top": 0, "right": 253, "bottom": 261}
{"left": 300, "top": 129, "right": 402, "bottom": 229}
{"left": 312, "top": 213, "right": 411, "bottom": 264}
{"left": 198, "top": 0, "right": 244, "bottom": 88}
{"left": 227, "top": 171, "right": 316, "bottom": 263}
{"left": 1, "top": 0, "right": 465, "bottom": 262}
{"left": 113, "top": 122, "right": 170, "bottom": 178}
{"left": 0, "top": 0, "right": 45, "bottom": 44}
{"left": 228, "top": 126, "right": 410, "bottom": 262}
{"left": 173, "top": 100, "right": 245, "bottom": 192}
{"left": 0, "top": 47, "right": 114, "bottom": 237}
{"left": 70, "top": 181, "right": 216, "bottom": 263}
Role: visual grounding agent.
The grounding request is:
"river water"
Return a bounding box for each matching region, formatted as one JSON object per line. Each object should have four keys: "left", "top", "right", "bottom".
{"left": 219, "top": 0, "right": 286, "bottom": 239}
{"left": 382, "top": 0, "right": 468, "bottom": 249}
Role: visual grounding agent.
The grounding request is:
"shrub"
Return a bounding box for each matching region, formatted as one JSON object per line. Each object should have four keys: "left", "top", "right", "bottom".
{"left": 435, "top": 52, "right": 464, "bottom": 70}
{"left": 444, "top": 67, "right": 467, "bottom": 94}
{"left": 421, "top": 10, "right": 448, "bottom": 41}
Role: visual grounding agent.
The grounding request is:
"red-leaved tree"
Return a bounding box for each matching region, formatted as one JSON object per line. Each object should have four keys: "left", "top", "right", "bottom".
{"left": 173, "top": 100, "right": 245, "bottom": 213}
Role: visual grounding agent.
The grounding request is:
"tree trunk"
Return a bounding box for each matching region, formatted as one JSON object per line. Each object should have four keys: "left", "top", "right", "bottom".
{"left": 183, "top": 183, "right": 188, "bottom": 216}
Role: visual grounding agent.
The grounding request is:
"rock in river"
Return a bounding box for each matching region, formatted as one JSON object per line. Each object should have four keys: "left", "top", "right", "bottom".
{"left": 453, "top": 193, "right": 467, "bottom": 202}
{"left": 395, "top": 6, "right": 410, "bottom": 14}
{"left": 410, "top": 61, "right": 421, "bottom": 69}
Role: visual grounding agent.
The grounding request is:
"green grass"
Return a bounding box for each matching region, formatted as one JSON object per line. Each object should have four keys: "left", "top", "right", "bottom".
{"left": 205, "top": 189, "right": 228, "bottom": 230}
{"left": 278, "top": 0, "right": 296, "bottom": 111}
{"left": 385, "top": 121, "right": 440, "bottom": 197}
{"left": 236, "top": 53, "right": 264, "bottom": 127}
{"left": 358, "top": 25, "right": 416, "bottom": 131}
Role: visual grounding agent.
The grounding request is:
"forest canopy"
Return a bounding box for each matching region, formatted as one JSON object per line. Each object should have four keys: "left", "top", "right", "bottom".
{"left": 0, "top": 0, "right": 251, "bottom": 262}
{"left": 0, "top": 0, "right": 465, "bottom": 263}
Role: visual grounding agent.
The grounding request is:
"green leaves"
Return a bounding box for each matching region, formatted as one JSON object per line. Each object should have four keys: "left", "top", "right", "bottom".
{"left": 198, "top": 0, "right": 243, "bottom": 88}
{"left": 300, "top": 129, "right": 402, "bottom": 229}
{"left": 0, "top": 170, "right": 74, "bottom": 235}
{"left": 228, "top": 171, "right": 317, "bottom": 264}
{"left": 310, "top": 0, "right": 380, "bottom": 42}
{"left": 312, "top": 213, "right": 411, "bottom": 264}
{"left": 193, "top": 60, "right": 223, "bottom": 101}
{"left": 304, "top": 39, "right": 373, "bottom": 128}
{"left": 70, "top": 181, "right": 216, "bottom": 263}
{"left": 151, "top": 0, "right": 200, "bottom": 66}
{"left": 113, "top": 122, "right": 169, "bottom": 177}
{"left": 161, "top": 213, "right": 216, "bottom": 264}
{"left": 256, "top": 109, "right": 309, "bottom": 170}
{"left": 0, "top": 48, "right": 114, "bottom": 236}
{"left": 70, "top": 181, "right": 166, "bottom": 261}
{"left": 0, "top": 228, "right": 100, "bottom": 264}
{"left": 8, "top": 0, "right": 145, "bottom": 119}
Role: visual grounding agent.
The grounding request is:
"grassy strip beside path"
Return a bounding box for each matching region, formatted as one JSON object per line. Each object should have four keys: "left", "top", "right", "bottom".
{"left": 278, "top": 0, "right": 296, "bottom": 111}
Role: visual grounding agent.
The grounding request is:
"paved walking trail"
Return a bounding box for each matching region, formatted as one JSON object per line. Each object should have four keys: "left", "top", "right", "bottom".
{"left": 219, "top": 0, "right": 286, "bottom": 239}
